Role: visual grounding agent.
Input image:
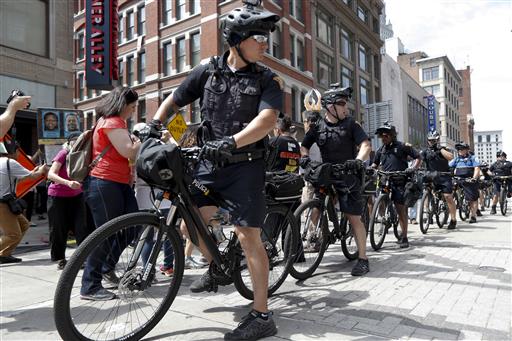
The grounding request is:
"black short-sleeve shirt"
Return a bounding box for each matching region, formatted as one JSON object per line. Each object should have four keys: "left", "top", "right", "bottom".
{"left": 374, "top": 141, "right": 419, "bottom": 171}
{"left": 268, "top": 135, "right": 300, "bottom": 172}
{"left": 302, "top": 116, "right": 369, "bottom": 163}
{"left": 420, "top": 147, "right": 450, "bottom": 172}
{"left": 490, "top": 160, "right": 512, "bottom": 176}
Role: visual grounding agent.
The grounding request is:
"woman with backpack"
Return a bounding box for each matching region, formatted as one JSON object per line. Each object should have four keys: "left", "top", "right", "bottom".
{"left": 80, "top": 87, "right": 141, "bottom": 301}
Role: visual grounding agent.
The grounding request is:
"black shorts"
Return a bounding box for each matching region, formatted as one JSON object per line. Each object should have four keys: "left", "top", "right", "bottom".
{"left": 315, "top": 175, "right": 364, "bottom": 215}
{"left": 493, "top": 179, "right": 512, "bottom": 195}
{"left": 389, "top": 181, "right": 406, "bottom": 205}
{"left": 433, "top": 175, "right": 453, "bottom": 194}
{"left": 461, "top": 182, "right": 480, "bottom": 202}
{"left": 191, "top": 159, "right": 265, "bottom": 227}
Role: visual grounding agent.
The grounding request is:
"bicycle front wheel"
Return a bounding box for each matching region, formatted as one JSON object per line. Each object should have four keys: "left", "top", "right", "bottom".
{"left": 289, "top": 199, "right": 329, "bottom": 280}
{"left": 341, "top": 196, "right": 369, "bottom": 260}
{"left": 369, "top": 195, "right": 390, "bottom": 251}
{"left": 419, "top": 192, "right": 433, "bottom": 234}
{"left": 500, "top": 188, "right": 508, "bottom": 216}
{"left": 233, "top": 204, "right": 299, "bottom": 300}
{"left": 54, "top": 212, "right": 185, "bottom": 341}
{"left": 436, "top": 196, "right": 449, "bottom": 228}
{"left": 459, "top": 197, "right": 470, "bottom": 221}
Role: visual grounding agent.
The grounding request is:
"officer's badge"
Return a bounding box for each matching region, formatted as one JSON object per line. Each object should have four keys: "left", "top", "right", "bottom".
{"left": 273, "top": 76, "right": 284, "bottom": 90}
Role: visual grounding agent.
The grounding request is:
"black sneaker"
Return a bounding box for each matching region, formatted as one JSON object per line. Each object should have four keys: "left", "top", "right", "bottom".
{"left": 490, "top": 206, "right": 497, "bottom": 215}
{"left": 351, "top": 258, "right": 370, "bottom": 276}
{"left": 80, "top": 288, "right": 116, "bottom": 301}
{"left": 400, "top": 237, "right": 409, "bottom": 248}
{"left": 0, "top": 255, "right": 22, "bottom": 264}
{"left": 476, "top": 209, "right": 482, "bottom": 217}
{"left": 224, "top": 311, "right": 277, "bottom": 340}
{"left": 447, "top": 220, "right": 457, "bottom": 230}
{"left": 469, "top": 216, "right": 477, "bottom": 224}
{"left": 190, "top": 270, "right": 217, "bottom": 293}
{"left": 57, "top": 259, "right": 67, "bottom": 270}
{"left": 102, "top": 270, "right": 120, "bottom": 289}
{"left": 480, "top": 207, "right": 485, "bottom": 212}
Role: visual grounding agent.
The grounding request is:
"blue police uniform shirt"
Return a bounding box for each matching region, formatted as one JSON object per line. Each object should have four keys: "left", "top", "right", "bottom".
{"left": 449, "top": 154, "right": 480, "bottom": 178}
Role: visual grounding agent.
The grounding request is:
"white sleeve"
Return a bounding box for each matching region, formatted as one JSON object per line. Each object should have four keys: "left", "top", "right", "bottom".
{"left": 8, "top": 160, "right": 31, "bottom": 179}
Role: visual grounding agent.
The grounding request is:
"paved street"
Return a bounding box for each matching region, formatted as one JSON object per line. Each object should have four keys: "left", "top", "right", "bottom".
{"left": 1, "top": 208, "right": 511, "bottom": 341}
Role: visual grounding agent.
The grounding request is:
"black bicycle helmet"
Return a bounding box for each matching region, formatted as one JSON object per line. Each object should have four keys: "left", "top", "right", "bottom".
{"left": 321, "top": 83, "right": 353, "bottom": 108}
{"left": 427, "top": 130, "right": 440, "bottom": 141}
{"left": 221, "top": 0, "right": 280, "bottom": 47}
{"left": 375, "top": 121, "right": 397, "bottom": 137}
{"left": 497, "top": 150, "right": 507, "bottom": 158}
{"left": 455, "top": 142, "right": 470, "bottom": 150}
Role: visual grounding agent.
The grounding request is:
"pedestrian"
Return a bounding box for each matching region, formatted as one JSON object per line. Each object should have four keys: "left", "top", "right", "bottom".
{"left": 488, "top": 150, "right": 511, "bottom": 214}
{"left": 47, "top": 132, "right": 93, "bottom": 270}
{"left": 268, "top": 114, "right": 300, "bottom": 173}
{"left": 0, "top": 139, "right": 48, "bottom": 264}
{"left": 80, "top": 86, "right": 141, "bottom": 301}
{"left": 300, "top": 109, "right": 322, "bottom": 203}
{"left": 0, "top": 92, "right": 31, "bottom": 138}
{"left": 150, "top": 0, "right": 282, "bottom": 338}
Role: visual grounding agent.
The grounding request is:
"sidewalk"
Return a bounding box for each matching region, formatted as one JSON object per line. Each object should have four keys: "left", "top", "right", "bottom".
{"left": 1, "top": 208, "right": 511, "bottom": 340}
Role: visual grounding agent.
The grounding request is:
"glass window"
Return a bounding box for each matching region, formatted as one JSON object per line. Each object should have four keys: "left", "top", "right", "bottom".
{"left": 300, "top": 92, "right": 306, "bottom": 120}
{"left": 164, "top": 42, "right": 173, "bottom": 76}
{"left": 360, "top": 77, "right": 369, "bottom": 105}
{"left": 291, "top": 88, "right": 298, "bottom": 121}
{"left": 297, "top": 39, "right": 304, "bottom": 71}
{"left": 357, "top": 6, "right": 367, "bottom": 22}
{"left": 290, "top": 35, "right": 296, "bottom": 67}
{"left": 191, "top": 32, "right": 201, "bottom": 67}
{"left": 126, "top": 11, "right": 134, "bottom": 40}
{"left": 138, "top": 99, "right": 146, "bottom": 123}
{"left": 409, "top": 57, "right": 416, "bottom": 66}
{"left": 317, "top": 50, "right": 333, "bottom": 87}
{"left": 138, "top": 52, "right": 145, "bottom": 83}
{"left": 77, "top": 31, "right": 85, "bottom": 60}
{"left": 289, "top": 0, "right": 303, "bottom": 22}
{"left": 271, "top": 26, "right": 281, "bottom": 58}
{"left": 0, "top": 0, "right": 49, "bottom": 57}
{"left": 341, "top": 29, "right": 352, "bottom": 61}
{"left": 316, "top": 11, "right": 332, "bottom": 45}
{"left": 78, "top": 73, "right": 85, "bottom": 100}
{"left": 176, "top": 0, "right": 186, "bottom": 20}
{"left": 341, "top": 66, "right": 352, "bottom": 88}
{"left": 190, "top": 0, "right": 199, "bottom": 15}
{"left": 137, "top": 5, "right": 146, "bottom": 35}
{"left": 486, "top": 135, "right": 490, "bottom": 142}
{"left": 358, "top": 44, "right": 367, "bottom": 71}
{"left": 164, "top": 0, "right": 172, "bottom": 24}
{"left": 176, "top": 37, "right": 186, "bottom": 72}
{"left": 118, "top": 14, "right": 124, "bottom": 43}
{"left": 423, "top": 84, "right": 441, "bottom": 97}
{"left": 422, "top": 66, "right": 439, "bottom": 81}
{"left": 127, "top": 56, "right": 134, "bottom": 86}
{"left": 118, "top": 60, "right": 124, "bottom": 85}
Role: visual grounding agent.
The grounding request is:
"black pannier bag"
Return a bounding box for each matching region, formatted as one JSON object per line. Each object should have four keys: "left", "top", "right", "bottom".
{"left": 404, "top": 179, "right": 423, "bottom": 207}
{"left": 304, "top": 162, "right": 333, "bottom": 187}
{"left": 265, "top": 171, "right": 304, "bottom": 200}
{"left": 136, "top": 138, "right": 183, "bottom": 192}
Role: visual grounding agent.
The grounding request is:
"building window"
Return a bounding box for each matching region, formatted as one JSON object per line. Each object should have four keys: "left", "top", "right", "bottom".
{"left": 85, "top": 111, "right": 93, "bottom": 129}
{"left": 290, "top": 35, "right": 296, "bottom": 67}
{"left": 176, "top": 0, "right": 186, "bottom": 20}
{"left": 164, "top": 0, "right": 172, "bottom": 25}
{"left": 291, "top": 88, "right": 298, "bottom": 122}
{"left": 360, "top": 77, "right": 369, "bottom": 105}
{"left": 118, "top": 14, "right": 124, "bottom": 43}
{"left": 409, "top": 57, "right": 416, "bottom": 66}
{"left": 137, "top": 5, "right": 146, "bottom": 36}
{"left": 317, "top": 50, "right": 333, "bottom": 87}
{"left": 127, "top": 56, "right": 134, "bottom": 86}
{"left": 126, "top": 11, "right": 134, "bottom": 40}
{"left": 297, "top": 39, "right": 304, "bottom": 71}
{"left": 77, "top": 31, "right": 85, "bottom": 60}
{"left": 78, "top": 73, "right": 85, "bottom": 100}
{"left": 423, "top": 84, "right": 441, "bottom": 97}
{"left": 138, "top": 52, "right": 145, "bottom": 83}
{"left": 190, "top": 0, "right": 199, "bottom": 15}
{"left": 316, "top": 10, "right": 332, "bottom": 46}
{"left": 358, "top": 44, "right": 367, "bottom": 72}
{"left": 422, "top": 66, "right": 439, "bottom": 81}
{"left": 340, "top": 29, "right": 352, "bottom": 61}
{"left": 0, "top": 0, "right": 49, "bottom": 57}
{"left": 163, "top": 42, "right": 173, "bottom": 76}
{"left": 486, "top": 135, "right": 490, "bottom": 142}
{"left": 271, "top": 26, "right": 282, "bottom": 58}
{"left": 176, "top": 37, "right": 186, "bottom": 73}
{"left": 357, "top": 6, "right": 367, "bottom": 22}
{"left": 87, "top": 85, "right": 92, "bottom": 99}
{"left": 373, "top": 17, "right": 379, "bottom": 34}
{"left": 118, "top": 60, "right": 124, "bottom": 85}
{"left": 300, "top": 91, "right": 306, "bottom": 119}
{"left": 138, "top": 99, "right": 146, "bottom": 123}
{"left": 190, "top": 32, "right": 201, "bottom": 67}
{"left": 341, "top": 66, "right": 353, "bottom": 88}
{"left": 289, "top": 0, "right": 303, "bottom": 22}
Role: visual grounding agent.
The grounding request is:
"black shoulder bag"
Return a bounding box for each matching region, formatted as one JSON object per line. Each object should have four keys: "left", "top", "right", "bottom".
{"left": 1, "top": 159, "right": 27, "bottom": 215}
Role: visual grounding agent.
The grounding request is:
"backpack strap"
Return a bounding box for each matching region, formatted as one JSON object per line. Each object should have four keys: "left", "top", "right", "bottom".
{"left": 6, "top": 158, "right": 15, "bottom": 195}
{"left": 89, "top": 145, "right": 111, "bottom": 169}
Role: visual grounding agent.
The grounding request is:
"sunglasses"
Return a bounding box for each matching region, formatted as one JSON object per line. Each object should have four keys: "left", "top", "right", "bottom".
{"left": 251, "top": 35, "right": 269, "bottom": 43}
{"left": 380, "top": 133, "right": 391, "bottom": 138}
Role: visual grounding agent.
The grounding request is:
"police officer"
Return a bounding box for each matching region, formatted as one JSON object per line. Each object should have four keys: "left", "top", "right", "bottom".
{"left": 478, "top": 161, "right": 492, "bottom": 213}
{"left": 371, "top": 122, "right": 421, "bottom": 248}
{"left": 151, "top": 1, "right": 281, "bottom": 339}
{"left": 268, "top": 114, "right": 300, "bottom": 172}
{"left": 420, "top": 131, "right": 457, "bottom": 229}
{"left": 300, "top": 84, "right": 372, "bottom": 276}
{"left": 489, "top": 150, "right": 512, "bottom": 214}
{"left": 449, "top": 142, "right": 481, "bottom": 223}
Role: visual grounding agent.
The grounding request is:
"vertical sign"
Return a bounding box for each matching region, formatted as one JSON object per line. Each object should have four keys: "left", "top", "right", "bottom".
{"left": 86, "top": 0, "right": 118, "bottom": 90}
{"left": 427, "top": 95, "right": 436, "bottom": 132}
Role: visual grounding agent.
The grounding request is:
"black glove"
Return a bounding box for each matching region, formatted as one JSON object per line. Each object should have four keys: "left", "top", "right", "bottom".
{"left": 345, "top": 159, "right": 364, "bottom": 171}
{"left": 405, "top": 168, "right": 416, "bottom": 175}
{"left": 203, "top": 136, "right": 236, "bottom": 160}
{"left": 299, "top": 156, "right": 311, "bottom": 168}
{"left": 146, "top": 119, "right": 163, "bottom": 141}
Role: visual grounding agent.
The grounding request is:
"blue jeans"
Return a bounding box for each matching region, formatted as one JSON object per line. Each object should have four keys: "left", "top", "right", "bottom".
{"left": 141, "top": 209, "right": 174, "bottom": 269}
{"left": 81, "top": 176, "right": 139, "bottom": 295}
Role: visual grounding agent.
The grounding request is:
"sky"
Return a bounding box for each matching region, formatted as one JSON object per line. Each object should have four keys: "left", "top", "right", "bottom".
{"left": 384, "top": 0, "right": 512, "bottom": 153}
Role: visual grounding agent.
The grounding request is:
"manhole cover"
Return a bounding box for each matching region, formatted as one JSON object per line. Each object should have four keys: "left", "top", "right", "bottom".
{"left": 477, "top": 266, "right": 506, "bottom": 272}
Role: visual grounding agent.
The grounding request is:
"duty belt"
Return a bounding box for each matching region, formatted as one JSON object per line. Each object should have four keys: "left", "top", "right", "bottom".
{"left": 225, "top": 150, "right": 264, "bottom": 164}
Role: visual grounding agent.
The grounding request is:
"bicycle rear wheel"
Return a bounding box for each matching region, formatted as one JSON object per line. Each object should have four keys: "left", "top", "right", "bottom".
{"left": 289, "top": 199, "right": 329, "bottom": 280}
{"left": 54, "top": 212, "right": 184, "bottom": 341}
{"left": 341, "top": 196, "right": 369, "bottom": 260}
{"left": 419, "top": 192, "right": 433, "bottom": 234}
{"left": 369, "top": 195, "right": 390, "bottom": 251}
{"left": 500, "top": 188, "right": 508, "bottom": 216}
{"left": 459, "top": 197, "right": 470, "bottom": 221}
{"left": 233, "top": 205, "right": 299, "bottom": 300}
{"left": 436, "top": 196, "right": 449, "bottom": 228}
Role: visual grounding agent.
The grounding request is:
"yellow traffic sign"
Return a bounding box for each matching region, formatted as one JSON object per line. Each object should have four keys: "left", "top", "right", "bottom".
{"left": 166, "top": 112, "right": 188, "bottom": 142}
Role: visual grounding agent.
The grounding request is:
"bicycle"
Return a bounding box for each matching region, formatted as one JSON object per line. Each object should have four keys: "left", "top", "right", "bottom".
{"left": 53, "top": 145, "right": 299, "bottom": 341}
{"left": 418, "top": 171, "right": 452, "bottom": 234}
{"left": 453, "top": 176, "right": 472, "bottom": 221}
{"left": 368, "top": 170, "right": 412, "bottom": 251}
{"left": 493, "top": 175, "right": 512, "bottom": 216}
{"left": 481, "top": 179, "right": 493, "bottom": 209}
{"left": 290, "top": 162, "right": 368, "bottom": 280}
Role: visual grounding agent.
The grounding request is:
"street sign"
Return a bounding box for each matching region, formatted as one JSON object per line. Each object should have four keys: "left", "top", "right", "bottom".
{"left": 166, "top": 113, "right": 188, "bottom": 142}
{"left": 426, "top": 95, "right": 436, "bottom": 132}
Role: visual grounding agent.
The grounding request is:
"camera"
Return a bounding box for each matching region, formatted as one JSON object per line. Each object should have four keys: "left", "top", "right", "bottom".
{"left": 6, "top": 89, "right": 30, "bottom": 109}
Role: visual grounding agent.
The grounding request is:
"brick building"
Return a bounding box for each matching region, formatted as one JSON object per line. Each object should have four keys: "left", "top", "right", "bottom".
{"left": 0, "top": 0, "right": 75, "bottom": 152}
{"left": 457, "top": 66, "right": 475, "bottom": 150}
{"left": 73, "top": 0, "right": 383, "bottom": 130}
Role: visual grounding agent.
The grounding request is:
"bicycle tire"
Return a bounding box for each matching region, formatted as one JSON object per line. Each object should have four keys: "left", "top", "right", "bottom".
{"left": 341, "top": 196, "right": 369, "bottom": 260}
{"left": 289, "top": 199, "right": 329, "bottom": 280}
{"left": 419, "top": 191, "right": 433, "bottom": 234}
{"left": 232, "top": 205, "right": 299, "bottom": 300}
{"left": 436, "top": 196, "right": 449, "bottom": 228}
{"left": 54, "top": 212, "right": 185, "bottom": 341}
{"left": 459, "top": 197, "right": 470, "bottom": 221}
{"left": 369, "top": 194, "right": 389, "bottom": 251}
{"left": 484, "top": 189, "right": 491, "bottom": 208}
{"left": 500, "top": 188, "right": 508, "bottom": 216}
